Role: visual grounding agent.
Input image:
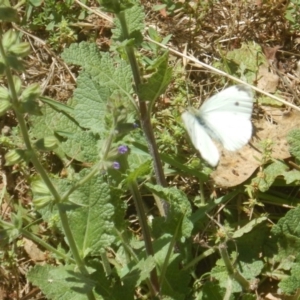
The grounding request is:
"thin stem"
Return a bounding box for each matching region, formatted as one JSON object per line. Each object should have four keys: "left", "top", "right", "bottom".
{"left": 219, "top": 243, "right": 251, "bottom": 291}
{"left": 116, "top": 11, "right": 169, "bottom": 217}
{"left": 128, "top": 180, "right": 159, "bottom": 295}
{"left": 20, "top": 228, "right": 75, "bottom": 264}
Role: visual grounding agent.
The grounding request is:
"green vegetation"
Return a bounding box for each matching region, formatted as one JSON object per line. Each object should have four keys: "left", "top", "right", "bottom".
{"left": 1, "top": 0, "right": 300, "bottom": 299}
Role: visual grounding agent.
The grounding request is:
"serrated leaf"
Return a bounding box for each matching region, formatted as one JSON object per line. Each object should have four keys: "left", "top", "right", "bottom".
{"left": 197, "top": 282, "right": 229, "bottom": 300}
{"left": 61, "top": 42, "right": 102, "bottom": 69}
{"left": 138, "top": 51, "right": 172, "bottom": 106}
{"left": 30, "top": 105, "right": 99, "bottom": 162}
{"left": 112, "top": 5, "right": 145, "bottom": 43}
{"left": 272, "top": 206, "right": 300, "bottom": 237}
{"left": 121, "top": 256, "right": 155, "bottom": 286}
{"left": 271, "top": 206, "right": 300, "bottom": 264}
{"left": 226, "top": 42, "right": 263, "bottom": 71}
{"left": 146, "top": 184, "right": 193, "bottom": 239}
{"left": 287, "top": 129, "right": 300, "bottom": 160}
{"left": 59, "top": 130, "right": 100, "bottom": 162}
{"left": 214, "top": 42, "right": 263, "bottom": 83}
{"left": 68, "top": 172, "right": 116, "bottom": 257}
{"left": 88, "top": 54, "right": 133, "bottom": 103}
{"left": 283, "top": 169, "right": 300, "bottom": 184}
{"left": 279, "top": 263, "right": 300, "bottom": 295}
{"left": 73, "top": 73, "right": 110, "bottom": 133}
{"left": 211, "top": 264, "right": 242, "bottom": 293}
{"left": 153, "top": 235, "right": 190, "bottom": 299}
{"left": 30, "top": 104, "right": 78, "bottom": 159}
{"left": 211, "top": 259, "right": 263, "bottom": 293}
{"left": 251, "top": 160, "right": 288, "bottom": 192}
{"left": 62, "top": 43, "right": 133, "bottom": 106}
{"left": 27, "top": 265, "right": 95, "bottom": 300}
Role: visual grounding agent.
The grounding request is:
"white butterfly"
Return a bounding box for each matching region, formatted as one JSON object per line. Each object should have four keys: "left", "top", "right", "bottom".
{"left": 182, "top": 85, "right": 253, "bottom": 167}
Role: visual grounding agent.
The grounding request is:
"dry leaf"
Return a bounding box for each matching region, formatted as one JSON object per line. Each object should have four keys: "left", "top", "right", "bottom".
{"left": 265, "top": 293, "right": 282, "bottom": 300}
{"left": 257, "top": 65, "right": 279, "bottom": 93}
{"left": 23, "top": 237, "right": 46, "bottom": 263}
{"left": 212, "top": 111, "right": 300, "bottom": 187}
{"left": 262, "top": 45, "right": 281, "bottom": 63}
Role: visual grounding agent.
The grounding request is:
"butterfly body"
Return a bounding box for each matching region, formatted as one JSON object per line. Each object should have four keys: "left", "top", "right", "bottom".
{"left": 182, "top": 85, "right": 253, "bottom": 167}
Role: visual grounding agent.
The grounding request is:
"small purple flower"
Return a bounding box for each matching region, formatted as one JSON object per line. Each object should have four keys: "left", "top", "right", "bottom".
{"left": 112, "top": 161, "right": 120, "bottom": 169}
{"left": 133, "top": 122, "right": 139, "bottom": 129}
{"left": 118, "top": 145, "right": 128, "bottom": 154}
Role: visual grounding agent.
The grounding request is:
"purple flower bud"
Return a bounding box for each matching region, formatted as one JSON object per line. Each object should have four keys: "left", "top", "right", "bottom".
{"left": 133, "top": 122, "right": 139, "bottom": 128}
{"left": 118, "top": 145, "right": 128, "bottom": 154}
{"left": 112, "top": 161, "right": 120, "bottom": 169}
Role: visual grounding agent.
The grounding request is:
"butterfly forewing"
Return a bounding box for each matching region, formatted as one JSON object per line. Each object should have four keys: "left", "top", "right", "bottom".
{"left": 199, "top": 85, "right": 253, "bottom": 117}
{"left": 197, "top": 85, "right": 253, "bottom": 151}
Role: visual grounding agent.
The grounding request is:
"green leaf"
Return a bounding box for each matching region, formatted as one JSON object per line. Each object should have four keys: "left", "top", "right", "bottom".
{"left": 62, "top": 43, "right": 134, "bottom": 108}
{"left": 279, "top": 263, "right": 300, "bottom": 295}
{"left": 61, "top": 42, "right": 102, "bottom": 68}
{"left": 191, "top": 189, "right": 243, "bottom": 224}
{"left": 153, "top": 234, "right": 191, "bottom": 299}
{"left": 272, "top": 206, "right": 300, "bottom": 239}
{"left": 132, "top": 141, "right": 208, "bottom": 181}
{"left": 27, "top": 265, "right": 95, "bottom": 300}
{"left": 197, "top": 282, "right": 229, "bottom": 300}
{"left": 30, "top": 104, "right": 99, "bottom": 162}
{"left": 126, "top": 160, "right": 152, "bottom": 182}
{"left": 29, "top": 0, "right": 43, "bottom": 6}
{"left": 211, "top": 258, "right": 263, "bottom": 293}
{"left": 120, "top": 256, "right": 156, "bottom": 286}
{"left": 0, "top": 7, "right": 19, "bottom": 22}
{"left": 270, "top": 206, "right": 300, "bottom": 275}
{"left": 214, "top": 42, "right": 263, "bottom": 84}
{"left": 233, "top": 216, "right": 267, "bottom": 239}
{"left": 62, "top": 130, "right": 100, "bottom": 162}
{"left": 99, "top": 0, "right": 134, "bottom": 13}
{"left": 283, "top": 169, "right": 300, "bottom": 184}
{"left": 287, "top": 129, "right": 300, "bottom": 160}
{"left": 138, "top": 51, "right": 172, "bottom": 106}
{"left": 40, "top": 96, "right": 74, "bottom": 114}
{"left": 73, "top": 72, "right": 110, "bottom": 134}
{"left": 68, "top": 172, "right": 116, "bottom": 257}
{"left": 251, "top": 160, "right": 288, "bottom": 192}
{"left": 112, "top": 4, "right": 145, "bottom": 43}
{"left": 146, "top": 184, "right": 193, "bottom": 239}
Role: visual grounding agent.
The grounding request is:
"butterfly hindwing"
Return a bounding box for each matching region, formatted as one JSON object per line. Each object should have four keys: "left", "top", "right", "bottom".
{"left": 200, "top": 112, "right": 252, "bottom": 151}
{"left": 182, "top": 111, "right": 220, "bottom": 167}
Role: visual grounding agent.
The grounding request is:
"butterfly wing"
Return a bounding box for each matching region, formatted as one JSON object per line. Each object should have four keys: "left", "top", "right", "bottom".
{"left": 182, "top": 111, "right": 220, "bottom": 166}
{"left": 198, "top": 85, "right": 253, "bottom": 151}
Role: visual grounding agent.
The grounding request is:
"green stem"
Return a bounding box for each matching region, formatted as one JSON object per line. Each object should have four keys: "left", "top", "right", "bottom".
{"left": 128, "top": 180, "right": 159, "bottom": 295}
{"left": 182, "top": 247, "right": 216, "bottom": 271}
{"left": 116, "top": 10, "right": 168, "bottom": 217}
{"left": 0, "top": 27, "right": 95, "bottom": 300}
{"left": 115, "top": 228, "right": 156, "bottom": 295}
{"left": 20, "top": 228, "right": 75, "bottom": 264}
{"left": 219, "top": 243, "right": 250, "bottom": 291}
